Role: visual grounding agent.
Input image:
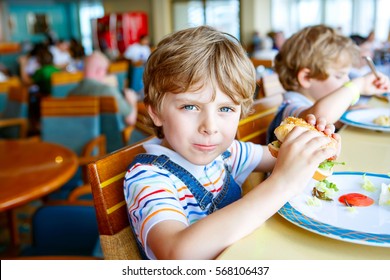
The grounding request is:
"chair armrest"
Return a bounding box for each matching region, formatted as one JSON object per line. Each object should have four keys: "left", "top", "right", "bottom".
{"left": 82, "top": 134, "right": 106, "bottom": 158}
{"left": 0, "top": 118, "right": 28, "bottom": 138}
{"left": 79, "top": 135, "right": 106, "bottom": 183}
{"left": 121, "top": 125, "right": 135, "bottom": 146}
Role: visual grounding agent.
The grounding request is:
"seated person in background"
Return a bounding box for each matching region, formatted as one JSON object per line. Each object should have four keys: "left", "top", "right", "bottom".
{"left": 19, "top": 42, "right": 46, "bottom": 85}
{"left": 124, "top": 35, "right": 152, "bottom": 100}
{"left": 0, "top": 63, "right": 9, "bottom": 81}
{"left": 49, "top": 39, "right": 72, "bottom": 70}
{"left": 68, "top": 37, "right": 85, "bottom": 71}
{"left": 32, "top": 47, "right": 61, "bottom": 96}
{"left": 69, "top": 51, "right": 137, "bottom": 126}
{"left": 267, "top": 30, "right": 285, "bottom": 51}
{"left": 267, "top": 24, "right": 389, "bottom": 143}
{"left": 124, "top": 25, "right": 341, "bottom": 260}
{"left": 123, "top": 35, "right": 151, "bottom": 65}
{"left": 252, "top": 35, "right": 278, "bottom": 60}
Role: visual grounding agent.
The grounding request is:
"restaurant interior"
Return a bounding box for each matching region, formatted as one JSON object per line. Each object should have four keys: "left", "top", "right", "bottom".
{"left": 0, "top": 0, "right": 389, "bottom": 260}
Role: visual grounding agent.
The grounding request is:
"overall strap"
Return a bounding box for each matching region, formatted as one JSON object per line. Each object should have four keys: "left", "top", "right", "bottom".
{"left": 131, "top": 154, "right": 215, "bottom": 211}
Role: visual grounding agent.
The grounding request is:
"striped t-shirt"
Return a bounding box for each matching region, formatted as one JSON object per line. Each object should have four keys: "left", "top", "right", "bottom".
{"left": 124, "top": 138, "right": 263, "bottom": 259}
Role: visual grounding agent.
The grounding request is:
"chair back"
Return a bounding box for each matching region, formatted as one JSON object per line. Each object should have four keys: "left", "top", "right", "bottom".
{"left": 127, "top": 64, "right": 144, "bottom": 92}
{"left": 21, "top": 204, "right": 100, "bottom": 257}
{"left": 87, "top": 137, "right": 153, "bottom": 259}
{"left": 0, "top": 85, "right": 29, "bottom": 138}
{"left": 237, "top": 94, "right": 283, "bottom": 145}
{"left": 51, "top": 71, "right": 84, "bottom": 97}
{"left": 250, "top": 58, "right": 274, "bottom": 69}
{"left": 108, "top": 61, "right": 129, "bottom": 91}
{"left": 0, "top": 77, "right": 21, "bottom": 115}
{"left": 41, "top": 96, "right": 101, "bottom": 156}
{"left": 261, "top": 73, "right": 285, "bottom": 97}
{"left": 99, "top": 96, "right": 126, "bottom": 153}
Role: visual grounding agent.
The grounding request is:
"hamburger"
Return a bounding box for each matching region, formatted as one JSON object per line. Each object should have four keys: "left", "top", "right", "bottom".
{"left": 268, "top": 117, "right": 340, "bottom": 181}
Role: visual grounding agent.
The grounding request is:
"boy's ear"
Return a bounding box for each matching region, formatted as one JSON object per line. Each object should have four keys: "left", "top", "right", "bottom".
{"left": 147, "top": 105, "right": 163, "bottom": 127}
{"left": 297, "top": 68, "right": 312, "bottom": 89}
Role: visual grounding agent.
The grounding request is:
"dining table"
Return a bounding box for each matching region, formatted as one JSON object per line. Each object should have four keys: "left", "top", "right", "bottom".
{"left": 0, "top": 139, "right": 78, "bottom": 246}
{"left": 217, "top": 96, "right": 390, "bottom": 260}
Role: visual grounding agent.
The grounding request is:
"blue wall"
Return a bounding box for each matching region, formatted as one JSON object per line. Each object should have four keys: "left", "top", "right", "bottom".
{"left": 1, "top": 1, "right": 81, "bottom": 75}
{"left": 8, "top": 2, "right": 80, "bottom": 44}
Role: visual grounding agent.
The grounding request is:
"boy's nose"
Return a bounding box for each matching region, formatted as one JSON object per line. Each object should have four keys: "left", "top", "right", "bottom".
{"left": 199, "top": 115, "right": 218, "bottom": 135}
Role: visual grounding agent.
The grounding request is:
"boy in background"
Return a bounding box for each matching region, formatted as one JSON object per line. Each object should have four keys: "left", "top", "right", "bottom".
{"left": 267, "top": 24, "right": 389, "bottom": 143}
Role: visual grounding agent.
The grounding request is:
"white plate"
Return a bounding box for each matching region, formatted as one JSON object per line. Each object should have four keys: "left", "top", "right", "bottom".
{"left": 340, "top": 108, "right": 390, "bottom": 132}
{"left": 278, "top": 172, "right": 390, "bottom": 247}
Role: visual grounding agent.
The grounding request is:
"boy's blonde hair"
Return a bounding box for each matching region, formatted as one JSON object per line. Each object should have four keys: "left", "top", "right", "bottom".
{"left": 143, "top": 25, "right": 256, "bottom": 138}
{"left": 274, "top": 25, "right": 360, "bottom": 92}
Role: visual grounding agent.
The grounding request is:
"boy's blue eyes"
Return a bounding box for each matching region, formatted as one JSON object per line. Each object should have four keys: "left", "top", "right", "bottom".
{"left": 182, "top": 105, "right": 234, "bottom": 112}
{"left": 183, "top": 105, "right": 196, "bottom": 110}
{"left": 220, "top": 107, "right": 233, "bottom": 112}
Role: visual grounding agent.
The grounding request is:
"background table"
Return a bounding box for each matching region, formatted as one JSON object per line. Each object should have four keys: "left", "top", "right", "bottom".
{"left": 0, "top": 139, "right": 78, "bottom": 246}
{"left": 218, "top": 97, "right": 390, "bottom": 260}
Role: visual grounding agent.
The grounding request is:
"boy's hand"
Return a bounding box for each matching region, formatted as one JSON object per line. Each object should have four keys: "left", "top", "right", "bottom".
{"left": 305, "top": 114, "right": 335, "bottom": 135}
{"left": 357, "top": 72, "right": 389, "bottom": 95}
{"left": 304, "top": 114, "right": 341, "bottom": 158}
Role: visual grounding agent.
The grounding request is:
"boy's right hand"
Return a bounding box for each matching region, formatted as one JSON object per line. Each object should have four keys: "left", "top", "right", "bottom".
{"left": 356, "top": 72, "right": 389, "bottom": 95}
{"left": 271, "top": 126, "right": 338, "bottom": 195}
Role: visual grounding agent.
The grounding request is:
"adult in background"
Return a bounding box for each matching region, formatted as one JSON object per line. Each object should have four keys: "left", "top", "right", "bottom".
{"left": 124, "top": 35, "right": 152, "bottom": 100}
{"left": 69, "top": 51, "right": 137, "bottom": 126}
{"left": 123, "top": 35, "right": 151, "bottom": 65}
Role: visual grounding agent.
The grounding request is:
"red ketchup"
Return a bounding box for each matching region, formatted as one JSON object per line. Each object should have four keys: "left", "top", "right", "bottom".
{"left": 338, "top": 193, "right": 374, "bottom": 207}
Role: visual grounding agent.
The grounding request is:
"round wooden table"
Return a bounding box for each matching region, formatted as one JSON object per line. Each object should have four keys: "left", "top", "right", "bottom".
{"left": 0, "top": 139, "right": 78, "bottom": 246}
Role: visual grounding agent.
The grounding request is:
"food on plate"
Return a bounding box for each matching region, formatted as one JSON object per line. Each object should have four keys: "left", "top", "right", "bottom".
{"left": 362, "top": 173, "right": 377, "bottom": 192}
{"left": 338, "top": 193, "right": 374, "bottom": 207}
{"left": 373, "top": 115, "right": 390, "bottom": 126}
{"left": 306, "top": 195, "right": 322, "bottom": 207}
{"left": 312, "top": 179, "right": 339, "bottom": 201}
{"left": 268, "top": 116, "right": 341, "bottom": 181}
{"left": 379, "top": 183, "right": 390, "bottom": 206}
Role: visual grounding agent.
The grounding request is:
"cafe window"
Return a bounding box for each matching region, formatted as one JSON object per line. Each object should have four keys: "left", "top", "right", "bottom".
{"left": 271, "top": 0, "right": 390, "bottom": 41}
{"left": 172, "top": 0, "right": 241, "bottom": 40}
{"left": 79, "top": 1, "right": 104, "bottom": 55}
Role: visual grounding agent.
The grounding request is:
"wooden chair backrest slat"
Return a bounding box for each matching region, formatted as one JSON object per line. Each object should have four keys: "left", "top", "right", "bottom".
{"left": 262, "top": 73, "right": 285, "bottom": 97}
{"left": 41, "top": 97, "right": 99, "bottom": 116}
{"left": 108, "top": 61, "right": 129, "bottom": 74}
{"left": 8, "top": 85, "right": 28, "bottom": 103}
{"left": 250, "top": 58, "right": 274, "bottom": 69}
{"left": 88, "top": 137, "right": 153, "bottom": 259}
{"left": 237, "top": 94, "right": 282, "bottom": 145}
{"left": 100, "top": 96, "right": 119, "bottom": 113}
{"left": 51, "top": 71, "right": 84, "bottom": 85}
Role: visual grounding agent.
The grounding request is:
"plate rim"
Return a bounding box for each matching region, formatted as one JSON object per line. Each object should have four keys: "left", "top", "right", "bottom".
{"left": 278, "top": 171, "right": 390, "bottom": 247}
{"left": 340, "top": 108, "right": 390, "bottom": 132}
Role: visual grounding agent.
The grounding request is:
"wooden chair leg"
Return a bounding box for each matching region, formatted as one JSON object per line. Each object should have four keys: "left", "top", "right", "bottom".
{"left": 7, "top": 209, "right": 20, "bottom": 247}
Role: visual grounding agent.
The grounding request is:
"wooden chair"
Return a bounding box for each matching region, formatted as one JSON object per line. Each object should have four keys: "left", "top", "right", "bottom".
{"left": 237, "top": 94, "right": 283, "bottom": 194}
{"left": 40, "top": 96, "right": 106, "bottom": 199}
{"left": 87, "top": 137, "right": 154, "bottom": 259}
{"left": 250, "top": 57, "right": 274, "bottom": 69}
{"left": 20, "top": 202, "right": 100, "bottom": 257}
{"left": 99, "top": 96, "right": 135, "bottom": 153}
{"left": 0, "top": 84, "right": 29, "bottom": 138}
{"left": 51, "top": 71, "right": 84, "bottom": 97}
{"left": 108, "top": 60, "right": 129, "bottom": 91}
{"left": 134, "top": 101, "right": 154, "bottom": 136}
{"left": 237, "top": 94, "right": 283, "bottom": 144}
{"left": 127, "top": 63, "right": 145, "bottom": 93}
{"left": 261, "top": 73, "right": 285, "bottom": 97}
{"left": 0, "top": 77, "right": 21, "bottom": 115}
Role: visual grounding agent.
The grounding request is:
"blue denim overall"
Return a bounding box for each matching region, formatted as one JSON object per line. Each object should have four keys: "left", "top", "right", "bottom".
{"left": 127, "top": 151, "right": 242, "bottom": 259}
{"left": 266, "top": 102, "right": 288, "bottom": 144}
